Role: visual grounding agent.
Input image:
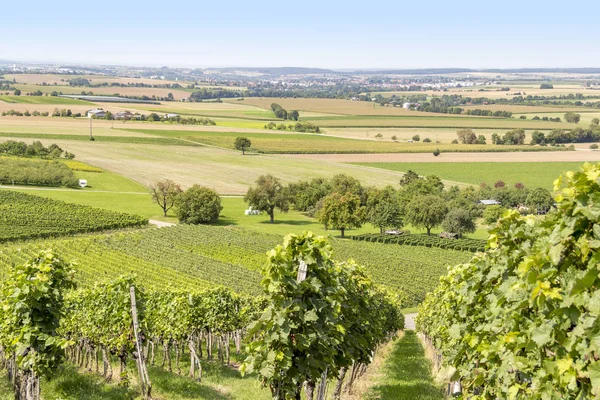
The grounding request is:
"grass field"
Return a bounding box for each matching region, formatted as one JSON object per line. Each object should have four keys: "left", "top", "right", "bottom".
{"left": 0, "top": 95, "right": 93, "bottom": 105}
{"left": 124, "top": 128, "right": 564, "bottom": 154}
{"left": 352, "top": 161, "right": 586, "bottom": 188}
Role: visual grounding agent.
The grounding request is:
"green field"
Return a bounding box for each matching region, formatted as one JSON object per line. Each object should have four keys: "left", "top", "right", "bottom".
{"left": 0, "top": 131, "right": 199, "bottom": 146}
{"left": 124, "top": 128, "right": 565, "bottom": 154}
{"left": 0, "top": 95, "right": 92, "bottom": 105}
{"left": 352, "top": 162, "right": 588, "bottom": 188}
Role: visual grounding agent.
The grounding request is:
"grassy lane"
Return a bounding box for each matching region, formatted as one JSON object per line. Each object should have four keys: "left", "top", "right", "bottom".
{"left": 353, "top": 161, "right": 587, "bottom": 189}
{"left": 365, "top": 331, "right": 443, "bottom": 400}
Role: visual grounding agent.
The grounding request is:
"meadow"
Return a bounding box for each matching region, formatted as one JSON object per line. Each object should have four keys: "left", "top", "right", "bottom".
{"left": 351, "top": 161, "right": 586, "bottom": 189}
{"left": 0, "top": 95, "right": 93, "bottom": 105}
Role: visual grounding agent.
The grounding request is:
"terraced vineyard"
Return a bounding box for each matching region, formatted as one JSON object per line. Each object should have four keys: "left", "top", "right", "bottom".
{"left": 0, "top": 190, "right": 148, "bottom": 242}
{"left": 0, "top": 224, "right": 471, "bottom": 305}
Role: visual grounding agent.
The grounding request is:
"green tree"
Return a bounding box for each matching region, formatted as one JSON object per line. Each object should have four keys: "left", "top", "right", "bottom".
{"left": 244, "top": 175, "right": 290, "bottom": 223}
{"left": 592, "top": 118, "right": 599, "bottom": 126}
{"left": 525, "top": 187, "right": 554, "bottom": 212}
{"left": 405, "top": 195, "right": 448, "bottom": 235}
{"left": 288, "top": 110, "right": 299, "bottom": 121}
{"left": 150, "top": 179, "right": 183, "bottom": 217}
{"left": 175, "top": 185, "right": 222, "bottom": 224}
{"left": 234, "top": 137, "right": 252, "bottom": 155}
{"left": 318, "top": 192, "right": 366, "bottom": 238}
{"left": 483, "top": 204, "right": 506, "bottom": 224}
{"left": 0, "top": 250, "right": 76, "bottom": 399}
{"left": 399, "top": 170, "right": 420, "bottom": 186}
{"left": 564, "top": 112, "right": 581, "bottom": 124}
{"left": 412, "top": 134, "right": 420, "bottom": 142}
{"left": 13, "top": 89, "right": 21, "bottom": 96}
{"left": 441, "top": 208, "right": 476, "bottom": 235}
{"left": 456, "top": 128, "right": 477, "bottom": 144}
{"left": 366, "top": 186, "right": 403, "bottom": 233}
{"left": 330, "top": 174, "right": 365, "bottom": 203}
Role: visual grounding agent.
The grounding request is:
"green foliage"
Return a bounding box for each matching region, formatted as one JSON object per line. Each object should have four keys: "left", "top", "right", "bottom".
{"left": 0, "top": 140, "right": 69, "bottom": 159}
{"left": 539, "top": 83, "right": 554, "bottom": 89}
{"left": 417, "top": 163, "right": 600, "bottom": 399}
{"left": 482, "top": 204, "right": 506, "bottom": 225}
{"left": 441, "top": 208, "right": 476, "bottom": 235}
{"left": 0, "top": 190, "right": 148, "bottom": 242}
{"left": 245, "top": 175, "right": 290, "bottom": 223}
{"left": 0, "top": 250, "right": 76, "bottom": 378}
{"left": 242, "top": 232, "right": 402, "bottom": 398}
{"left": 0, "top": 158, "right": 79, "bottom": 187}
{"left": 350, "top": 233, "right": 485, "bottom": 253}
{"left": 366, "top": 186, "right": 403, "bottom": 233}
{"left": 318, "top": 192, "right": 366, "bottom": 238}
{"left": 524, "top": 187, "right": 554, "bottom": 212}
{"left": 175, "top": 185, "right": 222, "bottom": 224}
{"left": 234, "top": 137, "right": 252, "bottom": 154}
{"left": 564, "top": 112, "right": 581, "bottom": 123}
{"left": 405, "top": 195, "right": 448, "bottom": 235}
{"left": 456, "top": 129, "right": 477, "bottom": 144}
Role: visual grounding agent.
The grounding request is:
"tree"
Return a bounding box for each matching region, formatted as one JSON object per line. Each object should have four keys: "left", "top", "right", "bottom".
{"left": 539, "top": 83, "right": 554, "bottom": 89}
{"left": 491, "top": 133, "right": 502, "bottom": 145}
{"left": 412, "top": 134, "right": 420, "bottom": 142}
{"left": 244, "top": 175, "right": 289, "bottom": 223}
{"left": 494, "top": 180, "right": 506, "bottom": 188}
{"left": 476, "top": 135, "right": 487, "bottom": 144}
{"left": 399, "top": 170, "right": 420, "bottom": 186}
{"left": 442, "top": 208, "right": 476, "bottom": 235}
{"left": 330, "top": 174, "right": 365, "bottom": 203}
{"left": 175, "top": 185, "right": 222, "bottom": 224}
{"left": 366, "top": 186, "right": 403, "bottom": 233}
{"left": 590, "top": 144, "right": 599, "bottom": 150}
{"left": 405, "top": 195, "right": 447, "bottom": 235}
{"left": 456, "top": 128, "right": 477, "bottom": 144}
{"left": 433, "top": 148, "right": 441, "bottom": 156}
{"left": 592, "top": 118, "right": 599, "bottom": 126}
{"left": 150, "top": 179, "right": 183, "bottom": 217}
{"left": 318, "top": 192, "right": 366, "bottom": 238}
{"left": 483, "top": 204, "right": 506, "bottom": 224}
{"left": 564, "top": 112, "right": 581, "bottom": 124}
{"left": 14, "top": 89, "right": 21, "bottom": 96}
{"left": 288, "top": 110, "right": 299, "bottom": 121}
{"left": 234, "top": 137, "right": 251, "bottom": 155}
{"left": 502, "top": 129, "right": 526, "bottom": 145}
{"left": 525, "top": 187, "right": 554, "bottom": 213}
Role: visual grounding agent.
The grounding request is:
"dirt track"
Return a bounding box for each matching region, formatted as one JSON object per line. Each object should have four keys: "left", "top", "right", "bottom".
{"left": 283, "top": 151, "right": 600, "bottom": 163}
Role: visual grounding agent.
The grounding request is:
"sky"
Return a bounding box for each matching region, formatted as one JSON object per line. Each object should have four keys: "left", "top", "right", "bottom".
{"left": 2, "top": 0, "right": 599, "bottom": 69}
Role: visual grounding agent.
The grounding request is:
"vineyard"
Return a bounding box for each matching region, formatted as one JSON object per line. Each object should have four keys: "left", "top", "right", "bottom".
{"left": 0, "top": 224, "right": 470, "bottom": 306}
{"left": 350, "top": 233, "right": 486, "bottom": 252}
{"left": 0, "top": 234, "right": 403, "bottom": 400}
{"left": 416, "top": 164, "right": 600, "bottom": 398}
{"left": 0, "top": 190, "right": 148, "bottom": 242}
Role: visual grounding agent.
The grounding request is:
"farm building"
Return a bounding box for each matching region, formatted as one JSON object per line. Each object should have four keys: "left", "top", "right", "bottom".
{"left": 114, "top": 111, "right": 134, "bottom": 120}
{"left": 87, "top": 109, "right": 106, "bottom": 118}
{"left": 480, "top": 199, "right": 501, "bottom": 206}
{"left": 165, "top": 113, "right": 180, "bottom": 119}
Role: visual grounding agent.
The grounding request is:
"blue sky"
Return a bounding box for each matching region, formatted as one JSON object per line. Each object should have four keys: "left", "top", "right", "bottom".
{"left": 2, "top": 0, "right": 598, "bottom": 69}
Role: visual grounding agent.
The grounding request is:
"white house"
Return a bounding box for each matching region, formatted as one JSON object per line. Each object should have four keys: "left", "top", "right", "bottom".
{"left": 87, "top": 109, "right": 106, "bottom": 118}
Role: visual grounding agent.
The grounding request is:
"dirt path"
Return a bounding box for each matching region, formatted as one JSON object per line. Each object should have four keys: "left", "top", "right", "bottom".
{"left": 149, "top": 220, "right": 176, "bottom": 228}
{"left": 404, "top": 313, "right": 417, "bottom": 331}
{"left": 283, "top": 151, "right": 600, "bottom": 163}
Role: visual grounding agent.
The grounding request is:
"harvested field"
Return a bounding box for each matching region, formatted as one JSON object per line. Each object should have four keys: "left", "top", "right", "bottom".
{"left": 0, "top": 137, "right": 409, "bottom": 194}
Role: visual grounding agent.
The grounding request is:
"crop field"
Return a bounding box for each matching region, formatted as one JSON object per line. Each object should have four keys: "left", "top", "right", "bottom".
{"left": 0, "top": 95, "right": 93, "bottom": 105}
{"left": 0, "top": 131, "right": 198, "bottom": 146}
{"left": 0, "top": 190, "right": 147, "bottom": 242}
{"left": 0, "top": 224, "right": 471, "bottom": 305}
{"left": 0, "top": 136, "right": 408, "bottom": 193}
{"left": 351, "top": 161, "right": 588, "bottom": 188}
{"left": 124, "top": 128, "right": 564, "bottom": 154}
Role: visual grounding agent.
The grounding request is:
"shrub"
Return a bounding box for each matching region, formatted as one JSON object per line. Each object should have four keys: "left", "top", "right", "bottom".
{"left": 175, "top": 185, "right": 223, "bottom": 224}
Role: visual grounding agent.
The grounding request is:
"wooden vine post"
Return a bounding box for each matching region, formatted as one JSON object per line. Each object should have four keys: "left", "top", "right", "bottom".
{"left": 130, "top": 286, "right": 152, "bottom": 399}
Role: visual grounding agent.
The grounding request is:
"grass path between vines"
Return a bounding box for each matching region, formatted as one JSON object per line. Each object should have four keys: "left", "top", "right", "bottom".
{"left": 363, "top": 331, "right": 443, "bottom": 400}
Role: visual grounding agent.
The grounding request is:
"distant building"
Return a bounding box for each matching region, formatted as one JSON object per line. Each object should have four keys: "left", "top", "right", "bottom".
{"left": 480, "top": 199, "right": 501, "bottom": 206}
{"left": 403, "top": 102, "right": 411, "bottom": 109}
{"left": 165, "top": 113, "right": 179, "bottom": 119}
{"left": 87, "top": 109, "right": 106, "bottom": 118}
{"left": 114, "top": 111, "right": 134, "bottom": 120}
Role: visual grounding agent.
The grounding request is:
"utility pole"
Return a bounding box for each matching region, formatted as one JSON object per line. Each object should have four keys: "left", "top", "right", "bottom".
{"left": 89, "top": 116, "right": 94, "bottom": 141}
